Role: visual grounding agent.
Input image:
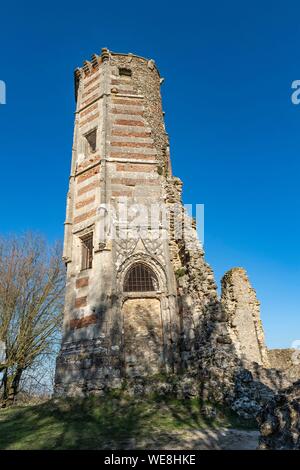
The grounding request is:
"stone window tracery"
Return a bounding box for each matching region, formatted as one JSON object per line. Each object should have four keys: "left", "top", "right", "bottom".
{"left": 124, "top": 263, "right": 158, "bottom": 292}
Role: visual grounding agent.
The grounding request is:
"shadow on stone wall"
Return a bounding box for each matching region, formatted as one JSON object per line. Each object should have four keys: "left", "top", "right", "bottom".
{"left": 257, "top": 380, "right": 300, "bottom": 450}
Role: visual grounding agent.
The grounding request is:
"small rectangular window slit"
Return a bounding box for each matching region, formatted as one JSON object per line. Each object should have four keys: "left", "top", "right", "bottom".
{"left": 81, "top": 233, "right": 93, "bottom": 270}
{"left": 84, "top": 129, "right": 97, "bottom": 155}
{"left": 119, "top": 67, "right": 132, "bottom": 77}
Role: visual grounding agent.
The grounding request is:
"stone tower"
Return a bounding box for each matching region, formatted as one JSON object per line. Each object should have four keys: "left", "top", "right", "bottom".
{"left": 55, "top": 49, "right": 182, "bottom": 395}
{"left": 55, "top": 49, "right": 269, "bottom": 396}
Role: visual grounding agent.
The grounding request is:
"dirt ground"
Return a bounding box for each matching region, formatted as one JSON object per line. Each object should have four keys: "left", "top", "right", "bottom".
{"left": 105, "top": 429, "right": 259, "bottom": 450}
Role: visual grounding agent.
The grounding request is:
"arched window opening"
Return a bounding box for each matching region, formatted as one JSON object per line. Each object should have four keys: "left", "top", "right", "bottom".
{"left": 124, "top": 263, "right": 159, "bottom": 292}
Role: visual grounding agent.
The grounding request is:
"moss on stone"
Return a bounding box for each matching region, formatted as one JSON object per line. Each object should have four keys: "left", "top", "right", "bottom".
{"left": 175, "top": 267, "right": 186, "bottom": 278}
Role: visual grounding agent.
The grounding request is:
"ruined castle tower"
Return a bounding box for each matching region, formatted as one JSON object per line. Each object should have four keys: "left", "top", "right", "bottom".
{"left": 55, "top": 49, "right": 269, "bottom": 396}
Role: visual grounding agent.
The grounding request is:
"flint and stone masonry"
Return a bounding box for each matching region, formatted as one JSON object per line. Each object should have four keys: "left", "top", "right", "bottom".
{"left": 54, "top": 49, "right": 269, "bottom": 396}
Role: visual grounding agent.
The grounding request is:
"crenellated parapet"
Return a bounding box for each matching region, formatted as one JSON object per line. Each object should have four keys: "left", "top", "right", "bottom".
{"left": 74, "top": 48, "right": 161, "bottom": 101}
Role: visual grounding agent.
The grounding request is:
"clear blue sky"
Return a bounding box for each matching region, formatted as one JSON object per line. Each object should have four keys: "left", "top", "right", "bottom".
{"left": 0, "top": 1, "right": 299, "bottom": 349}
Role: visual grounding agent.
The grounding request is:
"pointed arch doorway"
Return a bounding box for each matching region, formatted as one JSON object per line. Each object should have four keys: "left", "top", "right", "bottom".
{"left": 122, "top": 263, "right": 164, "bottom": 377}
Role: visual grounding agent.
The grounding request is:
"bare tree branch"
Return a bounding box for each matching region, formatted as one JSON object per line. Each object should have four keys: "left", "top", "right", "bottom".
{"left": 0, "top": 233, "right": 65, "bottom": 406}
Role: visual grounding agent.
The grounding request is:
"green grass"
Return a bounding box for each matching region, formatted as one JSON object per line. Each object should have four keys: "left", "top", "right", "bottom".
{"left": 0, "top": 392, "right": 256, "bottom": 450}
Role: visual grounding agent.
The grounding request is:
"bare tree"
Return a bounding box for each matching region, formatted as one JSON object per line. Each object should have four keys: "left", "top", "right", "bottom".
{"left": 0, "top": 233, "right": 65, "bottom": 406}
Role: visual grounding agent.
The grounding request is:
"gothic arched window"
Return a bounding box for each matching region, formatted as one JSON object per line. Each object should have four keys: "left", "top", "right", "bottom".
{"left": 124, "top": 263, "right": 158, "bottom": 292}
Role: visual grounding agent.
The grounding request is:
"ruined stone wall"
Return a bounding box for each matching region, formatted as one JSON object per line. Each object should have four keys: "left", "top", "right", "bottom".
{"left": 268, "top": 348, "right": 296, "bottom": 369}
{"left": 160, "top": 181, "right": 282, "bottom": 417}
{"left": 268, "top": 348, "right": 300, "bottom": 384}
{"left": 258, "top": 380, "right": 300, "bottom": 449}
{"left": 163, "top": 176, "right": 223, "bottom": 365}
{"left": 220, "top": 268, "right": 269, "bottom": 367}
{"left": 55, "top": 49, "right": 274, "bottom": 402}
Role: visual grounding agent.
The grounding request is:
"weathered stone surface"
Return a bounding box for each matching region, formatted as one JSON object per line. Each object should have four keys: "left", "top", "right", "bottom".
{"left": 268, "top": 348, "right": 300, "bottom": 383}
{"left": 55, "top": 49, "right": 299, "bottom": 439}
{"left": 258, "top": 380, "right": 300, "bottom": 449}
{"left": 221, "top": 268, "right": 269, "bottom": 367}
